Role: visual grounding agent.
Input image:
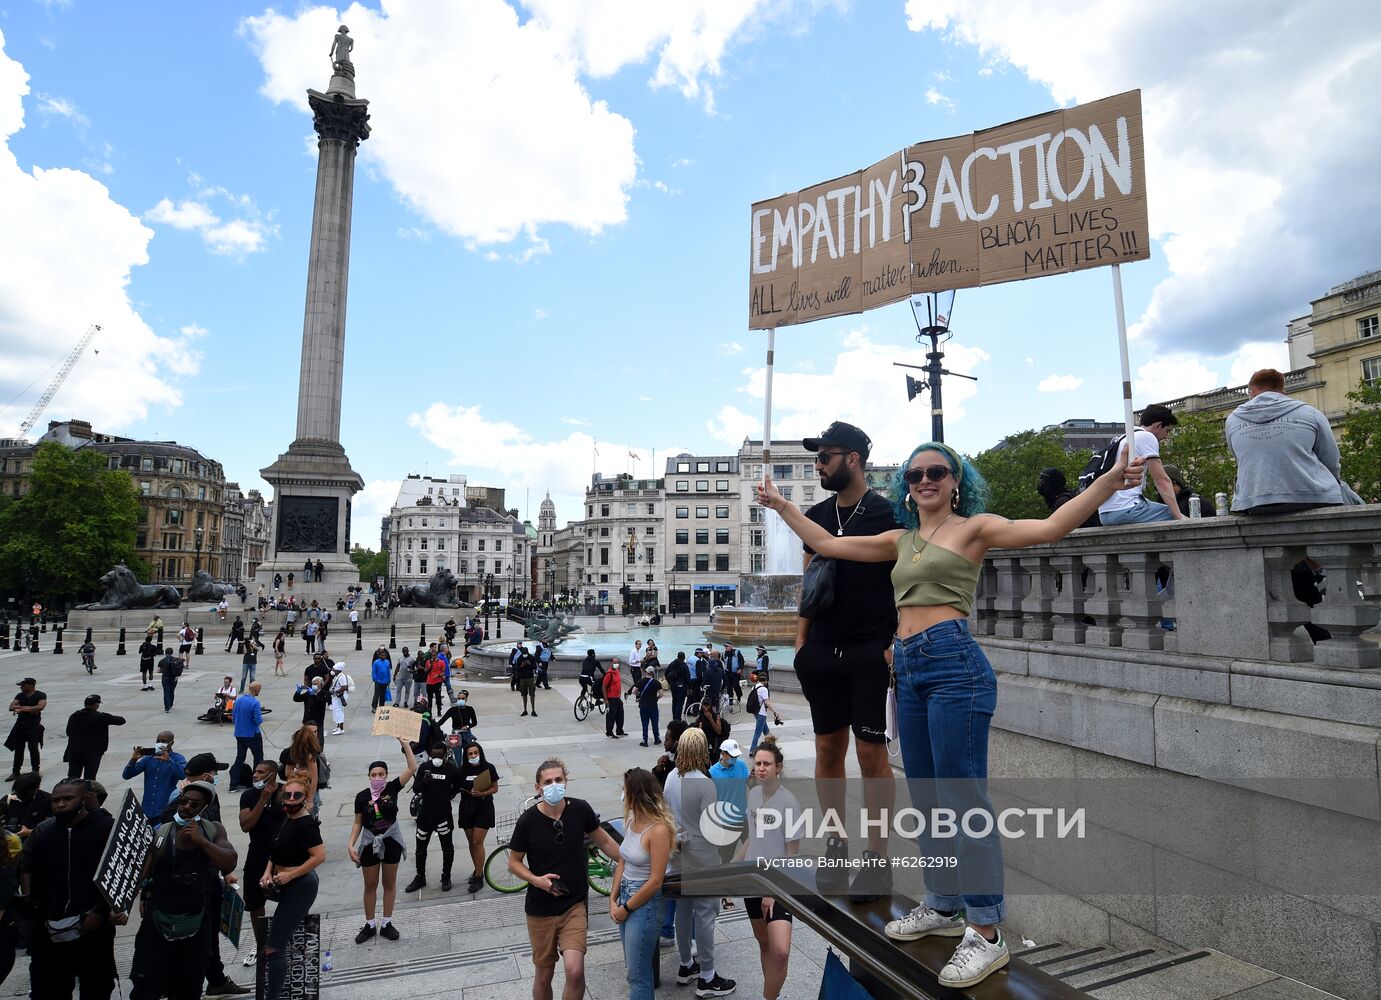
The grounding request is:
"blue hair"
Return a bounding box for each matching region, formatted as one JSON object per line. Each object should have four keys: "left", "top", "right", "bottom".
{"left": 890, "top": 441, "right": 989, "bottom": 528}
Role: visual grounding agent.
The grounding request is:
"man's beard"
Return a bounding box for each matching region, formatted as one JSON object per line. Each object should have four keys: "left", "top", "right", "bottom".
{"left": 820, "top": 467, "right": 852, "bottom": 493}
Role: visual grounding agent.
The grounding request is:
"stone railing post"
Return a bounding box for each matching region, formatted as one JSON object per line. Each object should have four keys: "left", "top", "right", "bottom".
{"left": 973, "top": 561, "right": 998, "bottom": 636}
{"left": 1049, "top": 553, "right": 1087, "bottom": 644}
{"left": 1263, "top": 546, "right": 1314, "bottom": 663}
{"left": 993, "top": 556, "right": 1028, "bottom": 639}
{"left": 1117, "top": 551, "right": 1166, "bottom": 651}
{"left": 1309, "top": 543, "right": 1381, "bottom": 669}
{"left": 1082, "top": 552, "right": 1123, "bottom": 647}
{"left": 1018, "top": 555, "right": 1055, "bottom": 641}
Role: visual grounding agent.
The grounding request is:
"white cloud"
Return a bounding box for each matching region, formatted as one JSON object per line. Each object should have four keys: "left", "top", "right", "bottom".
{"left": 353, "top": 479, "right": 403, "bottom": 546}
{"left": 144, "top": 178, "right": 277, "bottom": 256}
{"left": 671, "top": 157, "right": 695, "bottom": 168}
{"left": 396, "top": 225, "right": 430, "bottom": 241}
{"left": 707, "top": 326, "right": 989, "bottom": 462}
{"left": 1024, "top": 356, "right": 1035, "bottom": 366}
{"left": 33, "top": 92, "right": 87, "bottom": 127}
{"left": 560, "top": 415, "right": 591, "bottom": 426}
{"left": 719, "top": 340, "right": 744, "bottom": 355}
{"left": 1133, "top": 356, "right": 1219, "bottom": 403}
{"left": 923, "top": 86, "right": 955, "bottom": 111}
{"left": 533, "top": 307, "right": 549, "bottom": 320}
{"left": 638, "top": 394, "right": 652, "bottom": 402}
{"left": 906, "top": 0, "right": 1381, "bottom": 356}
{"left": 933, "top": 70, "right": 951, "bottom": 82}
{"left": 0, "top": 30, "right": 200, "bottom": 437}
{"left": 1036, "top": 374, "right": 1083, "bottom": 392}
{"left": 243, "top": 2, "right": 790, "bottom": 252}
{"left": 1227, "top": 340, "right": 1290, "bottom": 386}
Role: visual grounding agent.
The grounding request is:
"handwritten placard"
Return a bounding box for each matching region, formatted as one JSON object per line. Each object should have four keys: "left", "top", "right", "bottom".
{"left": 371, "top": 705, "right": 421, "bottom": 742}
{"left": 748, "top": 90, "right": 1149, "bottom": 328}
{"left": 94, "top": 789, "right": 154, "bottom": 914}
{"left": 256, "top": 913, "right": 319, "bottom": 999}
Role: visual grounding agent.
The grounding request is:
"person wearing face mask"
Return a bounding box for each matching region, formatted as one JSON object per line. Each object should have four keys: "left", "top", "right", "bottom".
{"left": 293, "top": 676, "right": 331, "bottom": 752}
{"left": 23, "top": 777, "right": 126, "bottom": 998}
{"left": 238, "top": 762, "right": 284, "bottom": 970}
{"left": 404, "top": 741, "right": 462, "bottom": 893}
{"left": 123, "top": 731, "right": 187, "bottom": 822}
{"left": 158, "top": 753, "right": 230, "bottom": 825}
{"left": 436, "top": 690, "right": 478, "bottom": 749}
{"left": 348, "top": 739, "right": 418, "bottom": 941}
{"left": 129, "top": 782, "right": 238, "bottom": 1000}
{"left": 260, "top": 779, "right": 325, "bottom": 1000}
{"left": 455, "top": 740, "right": 500, "bottom": 893}
{"left": 508, "top": 760, "right": 621, "bottom": 1000}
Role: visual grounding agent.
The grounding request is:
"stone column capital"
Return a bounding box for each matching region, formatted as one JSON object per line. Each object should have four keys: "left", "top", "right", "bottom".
{"left": 308, "top": 90, "right": 371, "bottom": 146}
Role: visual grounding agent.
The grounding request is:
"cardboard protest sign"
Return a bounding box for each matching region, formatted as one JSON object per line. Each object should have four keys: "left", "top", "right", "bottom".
{"left": 748, "top": 90, "right": 1149, "bottom": 329}
{"left": 94, "top": 789, "right": 154, "bottom": 914}
{"left": 256, "top": 913, "right": 320, "bottom": 999}
{"left": 371, "top": 705, "right": 421, "bottom": 742}
{"left": 220, "top": 885, "right": 245, "bottom": 948}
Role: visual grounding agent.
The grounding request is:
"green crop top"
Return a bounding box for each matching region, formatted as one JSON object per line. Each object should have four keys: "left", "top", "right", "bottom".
{"left": 891, "top": 530, "right": 982, "bottom": 616}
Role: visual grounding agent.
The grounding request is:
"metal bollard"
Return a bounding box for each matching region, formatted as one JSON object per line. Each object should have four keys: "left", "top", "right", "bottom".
{"left": 0, "top": 620, "right": 9, "bottom": 650}
{"left": 196, "top": 627, "right": 204, "bottom": 656}
{"left": 157, "top": 627, "right": 165, "bottom": 647}
{"left": 117, "top": 627, "right": 127, "bottom": 655}
{"left": 420, "top": 624, "right": 426, "bottom": 647}
{"left": 236, "top": 638, "right": 245, "bottom": 655}
{"left": 52, "top": 626, "right": 64, "bottom": 654}
{"left": 29, "top": 625, "right": 39, "bottom": 652}
{"left": 355, "top": 626, "right": 362, "bottom": 652}
{"left": 41, "top": 615, "right": 47, "bottom": 633}
{"left": 389, "top": 622, "right": 396, "bottom": 650}
{"left": 85, "top": 627, "right": 93, "bottom": 644}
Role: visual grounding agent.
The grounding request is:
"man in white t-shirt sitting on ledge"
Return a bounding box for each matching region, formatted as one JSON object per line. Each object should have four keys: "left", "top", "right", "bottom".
{"left": 1098, "top": 404, "right": 1187, "bottom": 526}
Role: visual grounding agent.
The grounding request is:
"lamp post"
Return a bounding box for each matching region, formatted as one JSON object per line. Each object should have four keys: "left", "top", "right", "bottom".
{"left": 194, "top": 526, "right": 204, "bottom": 576}
{"left": 897, "top": 291, "right": 976, "bottom": 444}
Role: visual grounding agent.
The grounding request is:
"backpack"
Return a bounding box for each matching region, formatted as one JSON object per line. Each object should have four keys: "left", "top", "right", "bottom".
{"left": 746, "top": 684, "right": 763, "bottom": 716}
{"left": 1077, "top": 434, "right": 1126, "bottom": 492}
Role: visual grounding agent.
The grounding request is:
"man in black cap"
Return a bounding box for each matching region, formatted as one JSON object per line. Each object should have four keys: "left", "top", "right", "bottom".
{"left": 796, "top": 421, "right": 903, "bottom": 902}
{"left": 5, "top": 678, "right": 46, "bottom": 781}
{"left": 64, "top": 695, "right": 128, "bottom": 780}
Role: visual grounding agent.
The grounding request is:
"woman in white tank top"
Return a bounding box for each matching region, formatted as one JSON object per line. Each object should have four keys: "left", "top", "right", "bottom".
{"left": 610, "top": 768, "right": 675, "bottom": 1000}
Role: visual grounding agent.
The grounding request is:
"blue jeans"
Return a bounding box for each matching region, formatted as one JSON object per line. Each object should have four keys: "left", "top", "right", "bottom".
{"left": 161, "top": 675, "right": 177, "bottom": 711}
{"left": 241, "top": 663, "right": 256, "bottom": 690}
{"left": 1100, "top": 497, "right": 1174, "bottom": 525}
{"left": 266, "top": 870, "right": 318, "bottom": 1000}
{"left": 658, "top": 896, "right": 676, "bottom": 939}
{"left": 618, "top": 878, "right": 661, "bottom": 1000}
{"left": 232, "top": 734, "right": 263, "bottom": 785}
{"left": 750, "top": 714, "right": 770, "bottom": 753}
{"left": 893, "top": 619, "right": 1005, "bottom": 925}
{"left": 640, "top": 705, "right": 660, "bottom": 743}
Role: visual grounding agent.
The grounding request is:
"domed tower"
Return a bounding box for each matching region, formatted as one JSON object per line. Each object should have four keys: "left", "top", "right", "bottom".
{"left": 538, "top": 491, "right": 556, "bottom": 548}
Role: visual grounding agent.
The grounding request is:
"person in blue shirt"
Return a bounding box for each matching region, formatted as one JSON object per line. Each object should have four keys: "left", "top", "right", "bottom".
{"left": 708, "top": 739, "right": 750, "bottom": 862}
{"left": 230, "top": 682, "right": 265, "bottom": 790}
{"left": 439, "top": 645, "right": 458, "bottom": 705}
{"left": 121, "top": 730, "right": 187, "bottom": 820}
{"left": 536, "top": 642, "right": 553, "bottom": 691}
{"left": 371, "top": 652, "right": 392, "bottom": 711}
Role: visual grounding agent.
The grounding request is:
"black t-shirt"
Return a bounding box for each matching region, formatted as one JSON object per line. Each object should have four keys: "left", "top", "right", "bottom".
{"left": 636, "top": 676, "right": 662, "bottom": 708}
{"left": 457, "top": 761, "right": 499, "bottom": 796}
{"left": 514, "top": 655, "right": 535, "bottom": 681}
{"left": 12, "top": 690, "right": 44, "bottom": 727}
{"left": 139, "top": 641, "right": 159, "bottom": 665}
{"left": 354, "top": 777, "right": 403, "bottom": 833}
{"left": 510, "top": 798, "right": 600, "bottom": 917}
{"left": 302, "top": 663, "right": 329, "bottom": 687}
{"left": 414, "top": 760, "right": 460, "bottom": 815}
{"left": 269, "top": 814, "right": 323, "bottom": 867}
{"left": 239, "top": 787, "right": 286, "bottom": 851}
{"left": 4, "top": 791, "right": 51, "bottom": 831}
{"left": 438, "top": 705, "right": 477, "bottom": 732}
{"left": 802, "top": 489, "right": 903, "bottom": 643}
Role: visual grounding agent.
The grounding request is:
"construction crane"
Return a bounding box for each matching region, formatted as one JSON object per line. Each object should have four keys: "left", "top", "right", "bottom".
{"left": 18, "top": 324, "right": 101, "bottom": 439}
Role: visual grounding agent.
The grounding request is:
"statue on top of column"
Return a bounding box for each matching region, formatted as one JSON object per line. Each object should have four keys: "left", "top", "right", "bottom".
{"left": 330, "top": 25, "right": 354, "bottom": 70}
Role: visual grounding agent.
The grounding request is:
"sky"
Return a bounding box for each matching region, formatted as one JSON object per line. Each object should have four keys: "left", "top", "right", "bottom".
{"left": 2, "top": 0, "right": 1378, "bottom": 538}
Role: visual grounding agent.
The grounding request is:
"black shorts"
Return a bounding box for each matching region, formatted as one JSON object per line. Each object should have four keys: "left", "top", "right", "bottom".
{"left": 793, "top": 637, "right": 890, "bottom": 744}
{"left": 360, "top": 838, "right": 404, "bottom": 867}
{"left": 416, "top": 810, "right": 454, "bottom": 836}
{"left": 457, "top": 796, "right": 495, "bottom": 831}
{"left": 243, "top": 848, "right": 270, "bottom": 909}
{"left": 744, "top": 896, "right": 793, "bottom": 923}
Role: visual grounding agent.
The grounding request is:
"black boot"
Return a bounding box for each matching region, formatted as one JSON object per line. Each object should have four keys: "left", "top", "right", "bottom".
{"left": 404, "top": 872, "right": 426, "bottom": 893}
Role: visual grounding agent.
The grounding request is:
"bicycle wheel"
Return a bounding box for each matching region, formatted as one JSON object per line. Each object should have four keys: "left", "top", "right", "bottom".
{"left": 723, "top": 693, "right": 738, "bottom": 718}
{"left": 596, "top": 697, "right": 606, "bottom": 715}
{"left": 586, "top": 846, "right": 615, "bottom": 897}
{"left": 573, "top": 694, "right": 589, "bottom": 722}
{"left": 483, "top": 845, "right": 527, "bottom": 893}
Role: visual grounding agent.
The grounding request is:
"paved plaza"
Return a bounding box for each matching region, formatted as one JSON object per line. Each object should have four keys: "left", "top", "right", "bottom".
{"left": 0, "top": 623, "right": 835, "bottom": 1000}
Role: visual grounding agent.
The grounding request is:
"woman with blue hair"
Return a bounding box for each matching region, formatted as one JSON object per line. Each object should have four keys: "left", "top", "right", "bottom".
{"left": 757, "top": 439, "right": 1141, "bottom": 987}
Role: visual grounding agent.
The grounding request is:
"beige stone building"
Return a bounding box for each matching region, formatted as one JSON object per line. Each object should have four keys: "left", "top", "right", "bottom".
{"left": 581, "top": 473, "right": 664, "bottom": 613}
{"left": 663, "top": 453, "right": 741, "bottom": 615}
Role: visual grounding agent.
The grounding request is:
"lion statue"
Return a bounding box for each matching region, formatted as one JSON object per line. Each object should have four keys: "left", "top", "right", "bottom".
{"left": 397, "top": 568, "right": 462, "bottom": 608}
{"left": 186, "top": 570, "right": 237, "bottom": 601}
{"left": 75, "top": 564, "right": 182, "bottom": 610}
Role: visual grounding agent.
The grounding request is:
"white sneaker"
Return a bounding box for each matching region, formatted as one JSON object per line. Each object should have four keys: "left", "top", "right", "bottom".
{"left": 938, "top": 927, "right": 1009, "bottom": 987}
{"left": 331, "top": 727, "right": 344, "bottom": 736}
{"left": 884, "top": 904, "right": 967, "bottom": 941}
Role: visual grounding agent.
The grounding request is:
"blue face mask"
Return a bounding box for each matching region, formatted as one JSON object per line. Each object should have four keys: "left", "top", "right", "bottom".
{"left": 173, "top": 812, "right": 192, "bottom": 827}
{"left": 457, "top": 699, "right": 466, "bottom": 707}
{"left": 541, "top": 783, "right": 566, "bottom": 806}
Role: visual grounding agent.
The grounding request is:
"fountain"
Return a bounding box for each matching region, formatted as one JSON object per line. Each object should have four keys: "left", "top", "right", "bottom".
{"left": 707, "top": 508, "right": 802, "bottom": 645}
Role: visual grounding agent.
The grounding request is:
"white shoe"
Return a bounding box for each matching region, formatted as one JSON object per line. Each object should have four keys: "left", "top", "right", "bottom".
{"left": 938, "top": 927, "right": 1009, "bottom": 987}
{"left": 242, "top": 953, "right": 257, "bottom": 967}
{"left": 331, "top": 727, "right": 344, "bottom": 736}
{"left": 884, "top": 904, "right": 967, "bottom": 941}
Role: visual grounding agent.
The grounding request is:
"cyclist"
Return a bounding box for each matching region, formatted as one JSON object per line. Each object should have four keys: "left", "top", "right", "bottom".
{"left": 405, "top": 740, "right": 461, "bottom": 893}
{"left": 78, "top": 638, "right": 97, "bottom": 673}
{"left": 456, "top": 739, "right": 500, "bottom": 893}
{"left": 578, "top": 650, "right": 605, "bottom": 706}
{"left": 347, "top": 738, "right": 417, "bottom": 943}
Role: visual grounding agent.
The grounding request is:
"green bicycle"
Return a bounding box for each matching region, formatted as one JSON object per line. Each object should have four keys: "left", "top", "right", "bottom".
{"left": 483, "top": 806, "right": 617, "bottom": 896}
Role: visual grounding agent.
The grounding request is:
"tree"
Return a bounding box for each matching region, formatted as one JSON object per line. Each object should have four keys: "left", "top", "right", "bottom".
{"left": 349, "top": 546, "right": 388, "bottom": 582}
{"left": 1161, "top": 409, "right": 1238, "bottom": 501}
{"left": 0, "top": 442, "right": 144, "bottom": 605}
{"left": 969, "top": 428, "right": 1093, "bottom": 521}
{"left": 1339, "top": 377, "right": 1381, "bottom": 503}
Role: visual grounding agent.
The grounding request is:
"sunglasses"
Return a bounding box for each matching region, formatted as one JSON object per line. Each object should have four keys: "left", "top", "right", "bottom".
{"left": 813, "top": 451, "right": 848, "bottom": 466}
{"left": 903, "top": 465, "right": 953, "bottom": 485}
{"left": 552, "top": 818, "right": 565, "bottom": 845}
{"left": 282, "top": 791, "right": 307, "bottom": 802}
{"left": 174, "top": 796, "right": 205, "bottom": 808}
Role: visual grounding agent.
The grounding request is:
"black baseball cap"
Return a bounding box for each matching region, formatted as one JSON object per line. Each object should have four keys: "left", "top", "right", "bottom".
{"left": 803, "top": 421, "right": 872, "bottom": 460}
{"left": 185, "top": 753, "right": 229, "bottom": 775}
{"left": 16, "top": 678, "right": 35, "bottom": 686}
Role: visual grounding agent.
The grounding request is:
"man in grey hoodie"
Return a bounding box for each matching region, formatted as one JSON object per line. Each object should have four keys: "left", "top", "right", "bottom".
{"left": 1225, "top": 368, "right": 1343, "bottom": 514}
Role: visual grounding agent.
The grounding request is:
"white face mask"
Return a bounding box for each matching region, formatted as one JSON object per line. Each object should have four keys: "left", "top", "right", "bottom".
{"left": 430, "top": 757, "right": 445, "bottom": 768}
{"left": 252, "top": 780, "right": 267, "bottom": 790}
{"left": 466, "top": 755, "right": 480, "bottom": 765}
{"left": 154, "top": 742, "right": 168, "bottom": 755}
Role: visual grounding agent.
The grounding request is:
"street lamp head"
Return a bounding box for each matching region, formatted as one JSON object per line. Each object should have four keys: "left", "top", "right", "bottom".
{"left": 910, "top": 290, "right": 957, "bottom": 340}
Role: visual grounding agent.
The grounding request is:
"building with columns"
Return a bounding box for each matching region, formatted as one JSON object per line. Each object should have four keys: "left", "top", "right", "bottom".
{"left": 662, "top": 453, "right": 742, "bottom": 615}
{"left": 386, "top": 480, "right": 529, "bottom": 602}
{"left": 222, "top": 483, "right": 245, "bottom": 585}
{"left": 581, "top": 473, "right": 664, "bottom": 613}
{"left": 240, "top": 489, "right": 271, "bottom": 581}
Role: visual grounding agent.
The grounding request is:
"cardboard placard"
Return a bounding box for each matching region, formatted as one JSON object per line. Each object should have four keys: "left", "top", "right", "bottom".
{"left": 748, "top": 90, "right": 1150, "bottom": 328}
{"left": 256, "top": 913, "right": 320, "bottom": 1000}
{"left": 94, "top": 789, "right": 154, "bottom": 914}
{"left": 219, "top": 885, "right": 245, "bottom": 948}
{"left": 371, "top": 705, "right": 421, "bottom": 742}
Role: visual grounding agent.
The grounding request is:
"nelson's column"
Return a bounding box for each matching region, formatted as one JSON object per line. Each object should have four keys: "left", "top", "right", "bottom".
{"left": 256, "top": 26, "right": 369, "bottom": 594}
